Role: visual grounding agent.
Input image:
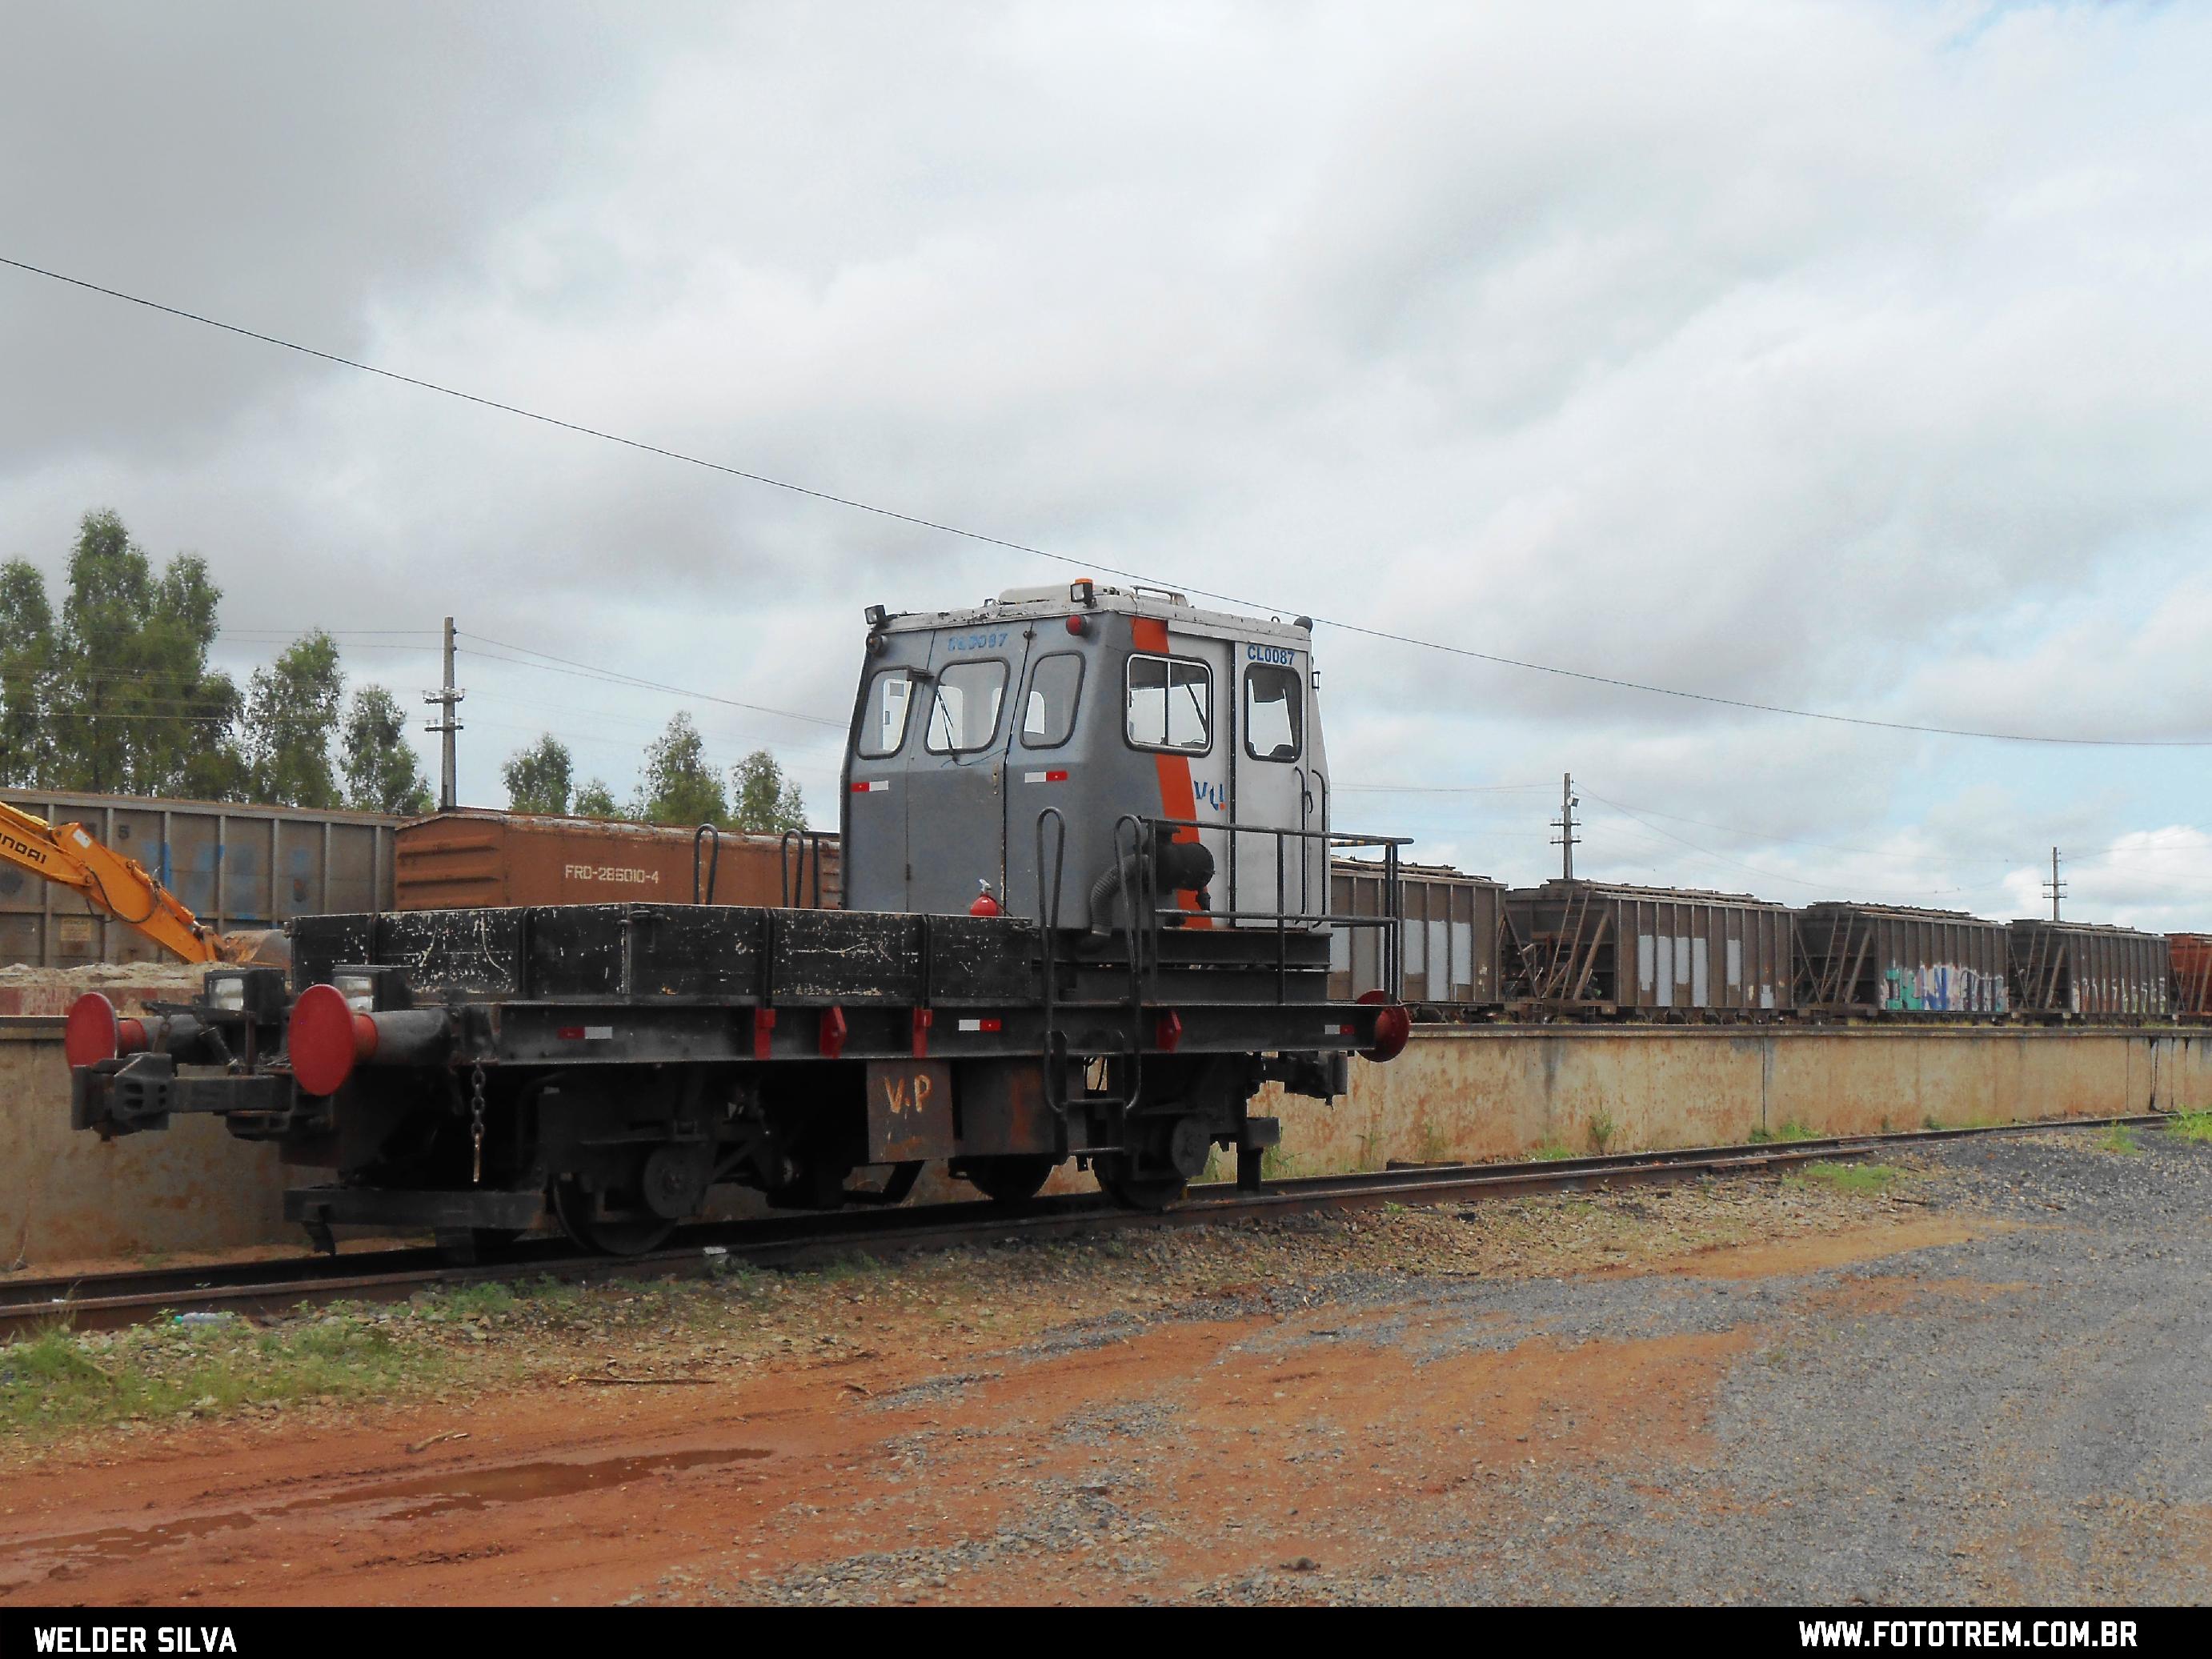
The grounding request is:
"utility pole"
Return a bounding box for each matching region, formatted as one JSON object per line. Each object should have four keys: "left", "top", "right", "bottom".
{"left": 2044, "top": 847, "right": 2066, "bottom": 920}
{"left": 423, "top": 616, "right": 465, "bottom": 811}
{"left": 1550, "top": 772, "right": 1580, "bottom": 880}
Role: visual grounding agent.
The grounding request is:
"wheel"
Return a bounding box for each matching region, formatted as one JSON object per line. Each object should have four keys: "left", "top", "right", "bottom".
{"left": 550, "top": 1176, "right": 677, "bottom": 1256}
{"left": 961, "top": 1155, "right": 1057, "bottom": 1204}
{"left": 1093, "top": 1153, "right": 1186, "bottom": 1212}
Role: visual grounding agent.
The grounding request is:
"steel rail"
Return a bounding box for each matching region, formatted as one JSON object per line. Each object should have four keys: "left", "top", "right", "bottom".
{"left": 0, "top": 1112, "right": 2175, "bottom": 1337}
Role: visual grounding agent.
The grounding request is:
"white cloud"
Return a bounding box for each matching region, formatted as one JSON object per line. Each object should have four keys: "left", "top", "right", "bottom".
{"left": 5, "top": 1, "right": 2212, "bottom": 928}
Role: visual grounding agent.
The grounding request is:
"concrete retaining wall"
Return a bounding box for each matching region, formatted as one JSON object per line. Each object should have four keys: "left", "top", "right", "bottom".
{"left": 1263, "top": 1025, "right": 2212, "bottom": 1174}
{"left": 4, "top": 1022, "right": 2206, "bottom": 1265}
{"left": 1, "top": 1016, "right": 291, "bottom": 1266}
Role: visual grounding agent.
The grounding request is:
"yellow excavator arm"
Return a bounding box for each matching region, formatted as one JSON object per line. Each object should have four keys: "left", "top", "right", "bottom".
{"left": 0, "top": 799, "right": 224, "bottom": 964}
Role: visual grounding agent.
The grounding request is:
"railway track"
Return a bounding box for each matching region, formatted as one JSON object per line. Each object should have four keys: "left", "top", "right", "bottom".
{"left": 0, "top": 1112, "right": 2172, "bottom": 1337}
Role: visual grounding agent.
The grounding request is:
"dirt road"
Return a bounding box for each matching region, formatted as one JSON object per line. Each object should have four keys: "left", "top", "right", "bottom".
{"left": 2, "top": 1132, "right": 2206, "bottom": 1605}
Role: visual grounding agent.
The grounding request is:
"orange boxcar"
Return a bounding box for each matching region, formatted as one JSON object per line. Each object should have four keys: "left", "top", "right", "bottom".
{"left": 394, "top": 811, "right": 838, "bottom": 912}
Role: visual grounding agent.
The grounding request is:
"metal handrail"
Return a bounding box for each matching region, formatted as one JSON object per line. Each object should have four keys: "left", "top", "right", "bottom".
{"left": 1118, "top": 814, "right": 1409, "bottom": 1004}
{"left": 691, "top": 824, "right": 721, "bottom": 905}
{"left": 1035, "top": 806, "right": 1068, "bottom": 1112}
{"left": 1107, "top": 814, "right": 1149, "bottom": 1107}
{"left": 1032, "top": 807, "right": 1146, "bottom": 1119}
{"left": 779, "top": 829, "right": 828, "bottom": 909}
{"left": 1130, "top": 820, "right": 1409, "bottom": 909}
{"left": 1028, "top": 809, "right": 1407, "bottom": 1109}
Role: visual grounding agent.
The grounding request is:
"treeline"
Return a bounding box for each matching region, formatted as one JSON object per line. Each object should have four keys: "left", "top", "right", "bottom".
{"left": 501, "top": 715, "right": 806, "bottom": 834}
{"left": 2, "top": 509, "right": 810, "bottom": 832}
{"left": 0, "top": 510, "right": 432, "bottom": 812}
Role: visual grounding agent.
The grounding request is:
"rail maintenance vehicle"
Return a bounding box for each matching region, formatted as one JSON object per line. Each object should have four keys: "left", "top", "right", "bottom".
{"left": 66, "top": 582, "right": 1413, "bottom": 1256}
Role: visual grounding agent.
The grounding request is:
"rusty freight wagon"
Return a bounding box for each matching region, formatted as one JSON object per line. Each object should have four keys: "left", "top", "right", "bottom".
{"left": 1797, "top": 902, "right": 2010, "bottom": 1018}
{"left": 1328, "top": 860, "right": 1505, "bottom": 1015}
{"left": 2170, "top": 933, "right": 2212, "bottom": 1019}
{"left": 1, "top": 787, "right": 399, "bottom": 968}
{"left": 1505, "top": 880, "right": 1795, "bottom": 1018}
{"left": 2006, "top": 920, "right": 2171, "bottom": 1020}
{"left": 66, "top": 582, "right": 1413, "bottom": 1256}
{"left": 394, "top": 811, "right": 839, "bottom": 912}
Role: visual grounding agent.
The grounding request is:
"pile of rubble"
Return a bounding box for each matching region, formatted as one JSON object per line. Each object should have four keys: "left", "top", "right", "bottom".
{"left": 0, "top": 960, "right": 212, "bottom": 1016}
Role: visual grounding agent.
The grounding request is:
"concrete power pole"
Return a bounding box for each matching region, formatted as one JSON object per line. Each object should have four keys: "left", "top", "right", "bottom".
{"left": 1550, "top": 772, "right": 1580, "bottom": 880}
{"left": 2044, "top": 847, "right": 2066, "bottom": 920}
{"left": 423, "top": 616, "right": 466, "bottom": 811}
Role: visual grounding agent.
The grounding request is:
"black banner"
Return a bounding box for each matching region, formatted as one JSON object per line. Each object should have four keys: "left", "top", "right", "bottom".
{"left": 0, "top": 1607, "right": 2204, "bottom": 1644}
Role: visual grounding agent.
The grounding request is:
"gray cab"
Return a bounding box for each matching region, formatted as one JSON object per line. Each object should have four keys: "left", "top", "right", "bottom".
{"left": 841, "top": 581, "right": 1328, "bottom": 932}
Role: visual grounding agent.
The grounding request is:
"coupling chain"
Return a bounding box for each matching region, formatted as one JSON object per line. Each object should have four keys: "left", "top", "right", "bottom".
{"left": 469, "top": 1062, "right": 487, "bottom": 1186}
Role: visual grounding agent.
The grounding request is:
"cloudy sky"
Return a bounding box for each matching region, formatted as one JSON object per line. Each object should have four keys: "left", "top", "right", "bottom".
{"left": 6, "top": 0, "right": 2212, "bottom": 927}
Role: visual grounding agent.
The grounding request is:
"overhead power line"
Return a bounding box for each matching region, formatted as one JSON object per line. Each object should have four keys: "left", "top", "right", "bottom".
{"left": 6, "top": 252, "right": 2210, "bottom": 747}
{"left": 1333, "top": 781, "right": 1553, "bottom": 795}
{"left": 459, "top": 632, "right": 845, "bottom": 728}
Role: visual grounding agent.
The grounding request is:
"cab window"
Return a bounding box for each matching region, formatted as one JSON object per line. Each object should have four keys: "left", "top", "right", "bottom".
{"left": 1020, "top": 653, "right": 1084, "bottom": 750}
{"left": 1126, "top": 654, "right": 1211, "bottom": 752}
{"left": 1243, "top": 663, "right": 1303, "bottom": 761}
{"left": 925, "top": 659, "right": 1008, "bottom": 754}
{"left": 856, "top": 668, "right": 915, "bottom": 758}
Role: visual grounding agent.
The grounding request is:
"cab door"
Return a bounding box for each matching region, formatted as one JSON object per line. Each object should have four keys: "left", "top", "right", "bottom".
{"left": 842, "top": 635, "right": 931, "bottom": 915}
{"left": 1004, "top": 631, "right": 1095, "bottom": 928}
{"left": 1124, "top": 619, "right": 1232, "bottom": 926}
{"left": 1228, "top": 639, "right": 1318, "bottom": 923}
{"left": 901, "top": 623, "right": 1020, "bottom": 916}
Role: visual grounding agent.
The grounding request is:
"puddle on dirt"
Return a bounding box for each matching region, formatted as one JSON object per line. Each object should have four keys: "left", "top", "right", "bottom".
{"left": 2, "top": 1445, "right": 772, "bottom": 1577}
{"left": 373, "top": 1446, "right": 771, "bottom": 1521}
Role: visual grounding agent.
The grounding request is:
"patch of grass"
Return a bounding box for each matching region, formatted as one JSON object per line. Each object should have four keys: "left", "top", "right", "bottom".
{"left": 703, "top": 1252, "right": 761, "bottom": 1287}
{"left": 1921, "top": 1114, "right": 1945, "bottom": 1132}
{"left": 1356, "top": 1126, "right": 1386, "bottom": 1172}
{"left": 1260, "top": 1145, "right": 1300, "bottom": 1180}
{"left": 0, "top": 1312, "right": 446, "bottom": 1441}
{"left": 1416, "top": 1122, "right": 1452, "bottom": 1165}
{"left": 812, "top": 1249, "right": 889, "bottom": 1281}
{"left": 415, "top": 1281, "right": 517, "bottom": 1321}
{"left": 1528, "top": 1140, "right": 1577, "bottom": 1162}
{"left": 504, "top": 1274, "right": 593, "bottom": 1316}
{"left": 1747, "top": 1126, "right": 1775, "bottom": 1144}
{"left": 1793, "top": 1160, "right": 1899, "bottom": 1194}
{"left": 2165, "top": 1112, "right": 2212, "bottom": 1144}
{"left": 1773, "top": 1119, "right": 1818, "bottom": 1143}
{"left": 1585, "top": 1112, "right": 1617, "bottom": 1156}
{"left": 2092, "top": 1124, "right": 2142, "bottom": 1156}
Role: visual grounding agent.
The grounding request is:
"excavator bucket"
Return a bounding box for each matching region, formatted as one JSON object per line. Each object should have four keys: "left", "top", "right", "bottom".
{"left": 217, "top": 930, "right": 291, "bottom": 969}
